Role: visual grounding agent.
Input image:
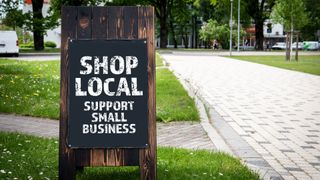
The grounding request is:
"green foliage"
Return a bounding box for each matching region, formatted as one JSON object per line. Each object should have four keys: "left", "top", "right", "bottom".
{"left": 199, "top": 19, "right": 246, "bottom": 49}
{"left": 301, "top": 0, "right": 320, "bottom": 40}
{"left": 271, "top": 0, "right": 309, "bottom": 31}
{"left": 0, "top": 132, "right": 259, "bottom": 180}
{"left": 44, "top": 41, "right": 57, "bottom": 48}
{"left": 20, "top": 42, "right": 35, "bottom": 49}
{"left": 0, "top": 0, "right": 25, "bottom": 30}
{"left": 168, "top": 0, "right": 193, "bottom": 48}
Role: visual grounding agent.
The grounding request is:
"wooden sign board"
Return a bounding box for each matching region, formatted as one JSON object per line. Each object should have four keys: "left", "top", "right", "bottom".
{"left": 59, "top": 6, "right": 156, "bottom": 180}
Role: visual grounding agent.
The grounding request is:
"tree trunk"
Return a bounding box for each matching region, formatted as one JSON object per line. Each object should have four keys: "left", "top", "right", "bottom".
{"left": 285, "top": 32, "right": 291, "bottom": 61}
{"left": 183, "top": 35, "right": 188, "bottom": 48}
{"left": 32, "top": 0, "right": 44, "bottom": 51}
{"left": 295, "top": 33, "right": 299, "bottom": 61}
{"left": 255, "top": 20, "right": 264, "bottom": 50}
{"left": 168, "top": 18, "right": 177, "bottom": 48}
{"left": 158, "top": 1, "right": 168, "bottom": 49}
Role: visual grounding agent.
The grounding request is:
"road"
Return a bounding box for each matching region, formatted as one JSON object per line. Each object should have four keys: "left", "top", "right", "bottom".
{"left": 0, "top": 53, "right": 60, "bottom": 61}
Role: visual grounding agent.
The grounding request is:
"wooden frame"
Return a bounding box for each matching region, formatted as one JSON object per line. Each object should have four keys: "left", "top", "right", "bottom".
{"left": 59, "top": 6, "right": 156, "bottom": 180}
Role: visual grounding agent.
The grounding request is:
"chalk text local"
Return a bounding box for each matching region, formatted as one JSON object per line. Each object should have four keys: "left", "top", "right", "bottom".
{"left": 74, "top": 55, "right": 144, "bottom": 135}
{"left": 75, "top": 55, "right": 143, "bottom": 97}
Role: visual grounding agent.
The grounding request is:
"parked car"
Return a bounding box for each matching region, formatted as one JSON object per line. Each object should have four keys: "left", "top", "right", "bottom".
{"left": 303, "top": 41, "right": 319, "bottom": 51}
{"left": 271, "top": 42, "right": 286, "bottom": 50}
{"left": 292, "top": 42, "right": 304, "bottom": 50}
{"left": 0, "top": 31, "right": 19, "bottom": 56}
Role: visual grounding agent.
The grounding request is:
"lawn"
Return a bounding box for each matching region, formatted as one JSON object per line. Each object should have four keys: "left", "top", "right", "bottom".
{"left": 156, "top": 53, "right": 164, "bottom": 67}
{"left": 0, "top": 132, "right": 259, "bottom": 180}
{"left": 0, "top": 58, "right": 199, "bottom": 122}
{"left": 230, "top": 55, "right": 320, "bottom": 75}
{"left": 156, "top": 68, "right": 199, "bottom": 121}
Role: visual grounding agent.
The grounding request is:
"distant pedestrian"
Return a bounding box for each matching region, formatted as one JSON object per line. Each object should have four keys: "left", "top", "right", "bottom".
{"left": 266, "top": 41, "right": 271, "bottom": 51}
{"left": 213, "top": 39, "right": 219, "bottom": 50}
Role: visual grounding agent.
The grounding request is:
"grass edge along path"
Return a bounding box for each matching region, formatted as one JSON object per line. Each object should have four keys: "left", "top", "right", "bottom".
{"left": 0, "top": 57, "right": 199, "bottom": 122}
{"left": 0, "top": 132, "right": 259, "bottom": 180}
{"left": 230, "top": 55, "right": 320, "bottom": 76}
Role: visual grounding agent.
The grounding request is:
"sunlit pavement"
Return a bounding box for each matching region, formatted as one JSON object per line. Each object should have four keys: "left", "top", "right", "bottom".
{"left": 0, "top": 114, "right": 215, "bottom": 151}
{"left": 162, "top": 52, "right": 320, "bottom": 180}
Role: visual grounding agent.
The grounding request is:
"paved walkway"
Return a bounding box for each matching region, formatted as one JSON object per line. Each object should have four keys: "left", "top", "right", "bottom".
{"left": 162, "top": 53, "right": 320, "bottom": 180}
{"left": 0, "top": 114, "right": 215, "bottom": 151}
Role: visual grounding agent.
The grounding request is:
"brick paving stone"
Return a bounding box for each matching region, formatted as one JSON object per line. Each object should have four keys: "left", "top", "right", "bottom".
{"left": 162, "top": 52, "right": 320, "bottom": 180}
{"left": 0, "top": 114, "right": 215, "bottom": 151}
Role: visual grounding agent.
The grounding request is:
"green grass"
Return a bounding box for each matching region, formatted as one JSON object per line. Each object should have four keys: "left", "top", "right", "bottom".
{"left": 156, "top": 68, "right": 199, "bottom": 121}
{"left": 0, "top": 132, "right": 259, "bottom": 180}
{"left": 19, "top": 48, "right": 60, "bottom": 53}
{"left": 0, "top": 60, "right": 60, "bottom": 119}
{"left": 0, "top": 58, "right": 199, "bottom": 122}
{"left": 156, "top": 53, "right": 164, "bottom": 67}
{"left": 230, "top": 55, "right": 320, "bottom": 75}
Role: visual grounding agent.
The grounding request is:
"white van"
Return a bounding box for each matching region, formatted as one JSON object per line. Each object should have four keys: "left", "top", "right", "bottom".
{"left": 303, "top": 41, "right": 319, "bottom": 51}
{"left": 0, "top": 31, "right": 19, "bottom": 56}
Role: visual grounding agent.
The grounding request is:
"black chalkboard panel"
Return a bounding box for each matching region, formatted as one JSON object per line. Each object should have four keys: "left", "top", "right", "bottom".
{"left": 67, "top": 39, "right": 148, "bottom": 148}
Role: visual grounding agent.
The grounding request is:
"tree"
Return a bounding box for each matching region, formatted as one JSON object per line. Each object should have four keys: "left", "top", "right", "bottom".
{"left": 301, "top": 0, "right": 320, "bottom": 40}
{"left": 244, "top": 0, "right": 275, "bottom": 50}
{"left": 1, "top": 0, "right": 59, "bottom": 50}
{"left": 0, "top": 0, "right": 25, "bottom": 30}
{"left": 271, "top": 0, "right": 309, "bottom": 60}
{"left": 199, "top": 19, "right": 246, "bottom": 49}
{"left": 168, "top": 0, "right": 192, "bottom": 48}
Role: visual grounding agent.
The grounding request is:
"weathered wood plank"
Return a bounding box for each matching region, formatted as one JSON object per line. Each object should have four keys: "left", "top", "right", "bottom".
{"left": 105, "top": 6, "right": 125, "bottom": 167}
{"left": 74, "top": 6, "right": 92, "bottom": 168}
{"left": 90, "top": 6, "right": 109, "bottom": 166}
{"left": 138, "top": 6, "right": 156, "bottom": 180}
{"left": 124, "top": 7, "right": 138, "bottom": 39}
{"left": 92, "top": 7, "right": 108, "bottom": 39}
{"left": 107, "top": 6, "right": 124, "bottom": 39}
{"left": 59, "top": 6, "right": 77, "bottom": 180}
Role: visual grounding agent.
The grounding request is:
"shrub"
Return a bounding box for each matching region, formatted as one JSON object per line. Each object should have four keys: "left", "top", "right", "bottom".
{"left": 44, "top": 41, "right": 57, "bottom": 48}
{"left": 20, "top": 41, "right": 34, "bottom": 48}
